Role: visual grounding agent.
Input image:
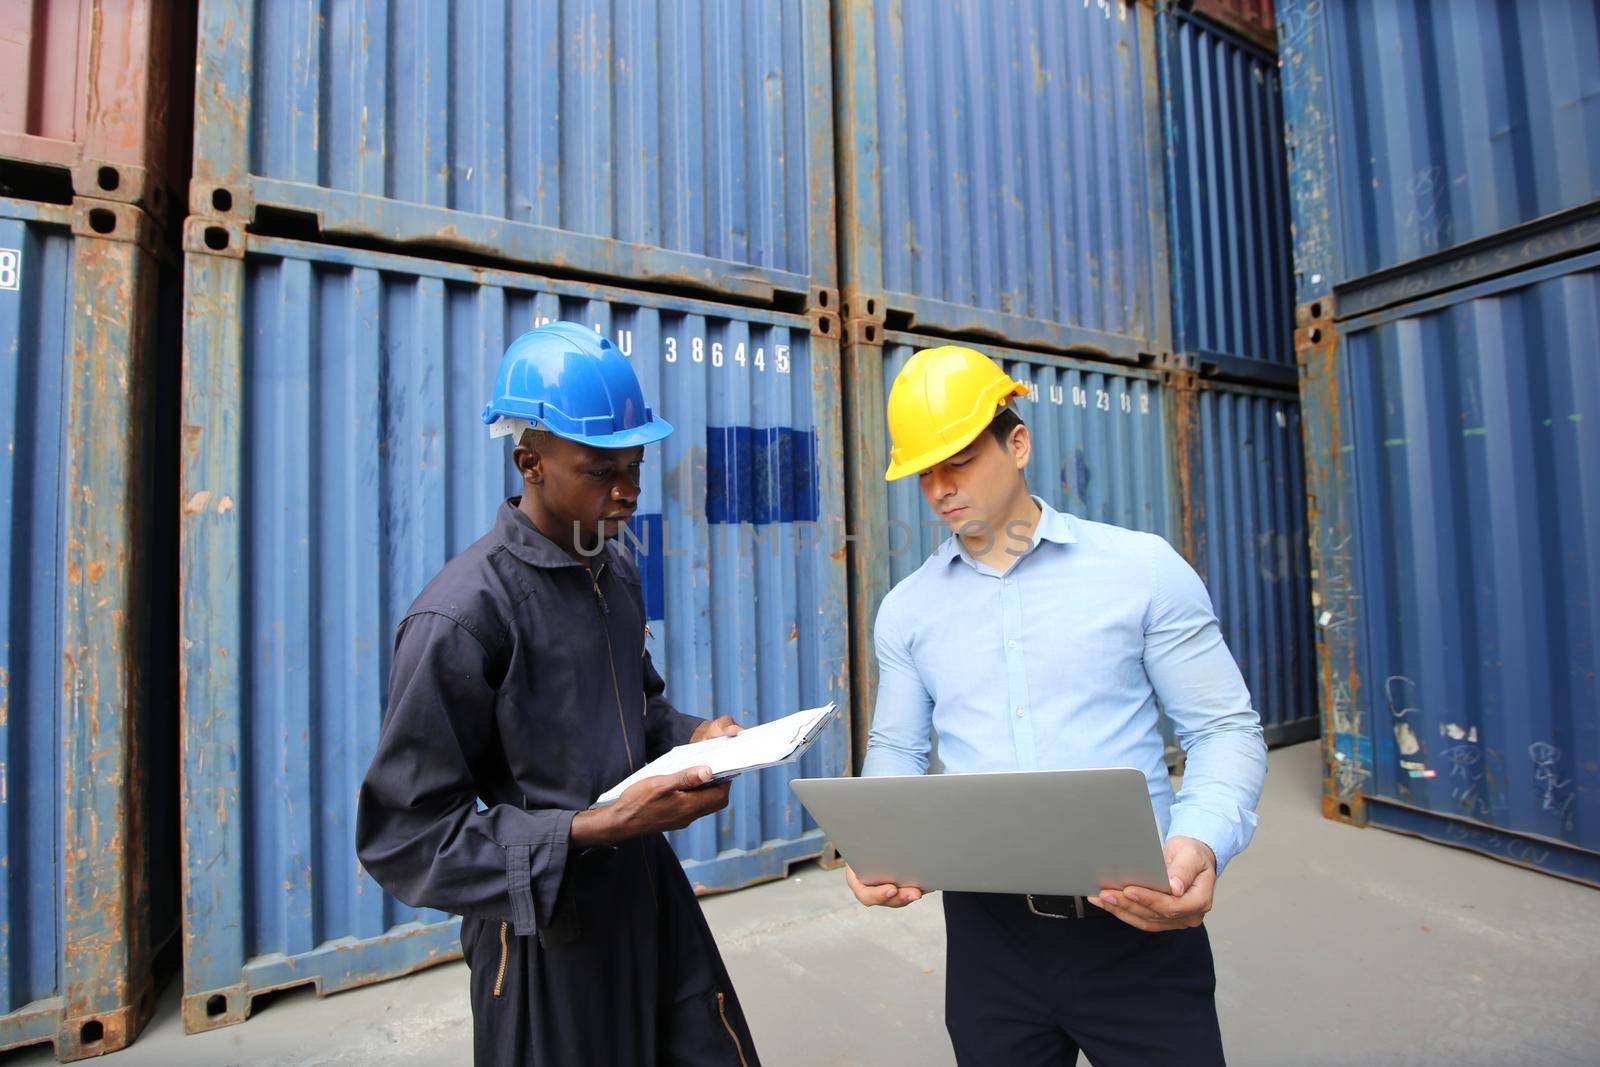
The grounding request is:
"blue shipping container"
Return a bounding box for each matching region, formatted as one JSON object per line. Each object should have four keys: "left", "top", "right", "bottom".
{"left": 1284, "top": 0, "right": 1600, "bottom": 883}
{"left": 1159, "top": 7, "right": 1295, "bottom": 379}
{"left": 179, "top": 227, "right": 849, "bottom": 1032}
{"left": 1280, "top": 0, "right": 1600, "bottom": 306}
{"left": 1, "top": 196, "right": 177, "bottom": 1060}
{"left": 190, "top": 0, "right": 837, "bottom": 307}
{"left": 0, "top": 200, "right": 71, "bottom": 1057}
{"left": 835, "top": 0, "right": 1170, "bottom": 360}
{"left": 1182, "top": 383, "right": 1316, "bottom": 745}
{"left": 1303, "top": 252, "right": 1600, "bottom": 884}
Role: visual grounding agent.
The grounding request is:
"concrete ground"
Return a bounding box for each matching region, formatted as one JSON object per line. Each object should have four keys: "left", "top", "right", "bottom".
{"left": 12, "top": 741, "right": 1599, "bottom": 1066}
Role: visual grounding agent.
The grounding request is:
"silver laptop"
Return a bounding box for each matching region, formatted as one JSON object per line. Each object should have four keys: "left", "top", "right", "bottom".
{"left": 791, "top": 769, "right": 1170, "bottom": 897}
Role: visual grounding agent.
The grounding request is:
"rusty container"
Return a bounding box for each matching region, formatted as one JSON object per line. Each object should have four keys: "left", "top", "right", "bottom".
{"left": 0, "top": 0, "right": 196, "bottom": 220}
{"left": 1283, "top": 0, "right": 1600, "bottom": 882}
{"left": 0, "top": 194, "right": 180, "bottom": 1060}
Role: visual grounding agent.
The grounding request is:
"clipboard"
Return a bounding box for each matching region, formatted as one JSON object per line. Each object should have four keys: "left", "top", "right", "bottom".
{"left": 594, "top": 703, "right": 838, "bottom": 807}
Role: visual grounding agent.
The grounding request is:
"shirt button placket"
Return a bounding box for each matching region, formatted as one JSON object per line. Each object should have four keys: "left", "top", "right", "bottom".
{"left": 1001, "top": 573, "right": 1035, "bottom": 769}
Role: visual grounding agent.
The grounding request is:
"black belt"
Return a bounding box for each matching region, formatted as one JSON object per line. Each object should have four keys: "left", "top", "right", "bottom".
{"left": 1025, "top": 894, "right": 1104, "bottom": 920}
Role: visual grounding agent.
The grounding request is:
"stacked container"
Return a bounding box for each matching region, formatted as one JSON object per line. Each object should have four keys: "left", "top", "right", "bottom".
{"left": 1280, "top": 0, "right": 1600, "bottom": 883}
{"left": 836, "top": 0, "right": 1315, "bottom": 764}
{"left": 1158, "top": 2, "right": 1317, "bottom": 746}
{"left": 179, "top": 0, "right": 849, "bottom": 1033}
{"left": 0, "top": 2, "right": 190, "bottom": 1060}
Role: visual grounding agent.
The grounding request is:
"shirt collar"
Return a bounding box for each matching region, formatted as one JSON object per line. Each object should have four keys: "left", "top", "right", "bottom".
{"left": 939, "top": 495, "right": 1077, "bottom": 568}
{"left": 496, "top": 498, "right": 602, "bottom": 570}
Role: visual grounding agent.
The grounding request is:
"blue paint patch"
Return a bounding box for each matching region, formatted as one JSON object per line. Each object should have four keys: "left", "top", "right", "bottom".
{"left": 705, "top": 427, "right": 819, "bottom": 525}
{"left": 625, "top": 513, "right": 665, "bottom": 622}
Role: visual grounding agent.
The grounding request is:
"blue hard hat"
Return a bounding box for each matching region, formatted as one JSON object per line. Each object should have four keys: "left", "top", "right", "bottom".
{"left": 481, "top": 322, "right": 674, "bottom": 448}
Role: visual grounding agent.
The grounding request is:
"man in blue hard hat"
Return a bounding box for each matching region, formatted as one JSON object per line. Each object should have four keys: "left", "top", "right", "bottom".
{"left": 357, "top": 322, "right": 760, "bottom": 1066}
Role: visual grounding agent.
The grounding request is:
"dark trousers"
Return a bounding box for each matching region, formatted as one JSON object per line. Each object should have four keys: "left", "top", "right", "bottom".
{"left": 943, "top": 892, "right": 1226, "bottom": 1067}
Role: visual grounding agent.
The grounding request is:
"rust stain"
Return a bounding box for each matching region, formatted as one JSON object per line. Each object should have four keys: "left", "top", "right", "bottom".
{"left": 87, "top": 560, "right": 107, "bottom": 584}
{"left": 216, "top": 495, "right": 235, "bottom": 515}
{"left": 184, "top": 490, "right": 213, "bottom": 514}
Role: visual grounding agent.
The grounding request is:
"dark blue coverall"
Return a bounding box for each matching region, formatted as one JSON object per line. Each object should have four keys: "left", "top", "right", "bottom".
{"left": 357, "top": 501, "right": 758, "bottom": 1066}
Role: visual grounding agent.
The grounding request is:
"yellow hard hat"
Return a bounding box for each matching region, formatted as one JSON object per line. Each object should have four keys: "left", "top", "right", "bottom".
{"left": 883, "top": 345, "right": 1031, "bottom": 481}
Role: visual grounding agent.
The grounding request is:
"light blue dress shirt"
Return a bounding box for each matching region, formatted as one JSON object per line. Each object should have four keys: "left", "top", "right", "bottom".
{"left": 862, "top": 497, "right": 1267, "bottom": 873}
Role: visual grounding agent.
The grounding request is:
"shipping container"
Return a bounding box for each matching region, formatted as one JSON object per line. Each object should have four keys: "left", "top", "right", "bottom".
{"left": 179, "top": 224, "right": 849, "bottom": 1031}
{"left": 1180, "top": 0, "right": 1276, "bottom": 52}
{"left": 1280, "top": 0, "right": 1600, "bottom": 310}
{"left": 843, "top": 333, "right": 1179, "bottom": 769}
{"left": 1299, "top": 253, "right": 1600, "bottom": 885}
{"left": 1159, "top": 6, "right": 1296, "bottom": 385}
{"left": 188, "top": 0, "right": 837, "bottom": 308}
{"left": 1174, "top": 380, "right": 1316, "bottom": 745}
{"left": 834, "top": 0, "right": 1170, "bottom": 360}
{"left": 1283, "top": 0, "right": 1600, "bottom": 882}
{"left": 0, "top": 0, "right": 195, "bottom": 219}
{"left": 0, "top": 196, "right": 179, "bottom": 1060}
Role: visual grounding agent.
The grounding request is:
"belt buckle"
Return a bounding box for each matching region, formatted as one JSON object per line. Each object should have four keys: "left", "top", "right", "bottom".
{"left": 1026, "top": 894, "right": 1085, "bottom": 920}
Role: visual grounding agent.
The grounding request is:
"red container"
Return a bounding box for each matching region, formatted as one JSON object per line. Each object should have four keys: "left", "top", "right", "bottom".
{"left": 0, "top": 0, "right": 195, "bottom": 219}
{"left": 1184, "top": 0, "right": 1276, "bottom": 50}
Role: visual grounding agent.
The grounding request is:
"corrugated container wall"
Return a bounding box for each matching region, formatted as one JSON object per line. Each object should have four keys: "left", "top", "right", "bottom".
{"left": 189, "top": 0, "right": 837, "bottom": 307}
{"left": 1176, "top": 382, "right": 1316, "bottom": 744}
{"left": 1159, "top": 7, "right": 1295, "bottom": 382}
{"left": 843, "top": 334, "right": 1178, "bottom": 767}
{"left": 179, "top": 228, "right": 849, "bottom": 1032}
{"left": 1308, "top": 254, "right": 1600, "bottom": 883}
{"left": 1285, "top": 0, "right": 1600, "bottom": 883}
{"left": 0, "top": 196, "right": 179, "bottom": 1061}
{"left": 834, "top": 0, "right": 1169, "bottom": 360}
{"left": 1281, "top": 0, "right": 1600, "bottom": 307}
{"left": 0, "top": 1, "right": 196, "bottom": 219}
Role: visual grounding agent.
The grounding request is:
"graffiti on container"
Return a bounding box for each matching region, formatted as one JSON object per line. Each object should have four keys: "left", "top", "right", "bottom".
{"left": 1318, "top": 528, "right": 1369, "bottom": 799}
{"left": 1400, "top": 166, "right": 1456, "bottom": 254}
{"left": 1316, "top": 531, "right": 1359, "bottom": 639}
{"left": 1386, "top": 675, "right": 1440, "bottom": 780}
{"left": 1529, "top": 742, "right": 1576, "bottom": 832}
{"left": 1443, "top": 820, "right": 1552, "bottom": 868}
{"left": 528, "top": 315, "right": 793, "bottom": 374}
{"left": 1278, "top": 0, "right": 1325, "bottom": 93}
{"left": 1278, "top": 0, "right": 1323, "bottom": 51}
{"left": 1327, "top": 673, "right": 1370, "bottom": 797}
{"left": 1439, "top": 743, "right": 1491, "bottom": 820}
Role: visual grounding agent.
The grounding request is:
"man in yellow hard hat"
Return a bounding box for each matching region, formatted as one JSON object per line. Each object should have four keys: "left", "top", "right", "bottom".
{"left": 844, "top": 344, "right": 1266, "bottom": 1066}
